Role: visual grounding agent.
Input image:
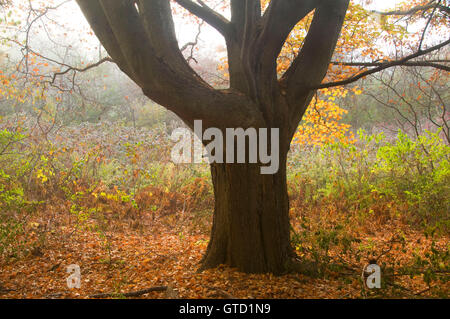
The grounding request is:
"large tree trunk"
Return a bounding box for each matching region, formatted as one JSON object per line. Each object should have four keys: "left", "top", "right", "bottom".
{"left": 200, "top": 152, "right": 293, "bottom": 274}
{"left": 76, "top": 0, "right": 350, "bottom": 276}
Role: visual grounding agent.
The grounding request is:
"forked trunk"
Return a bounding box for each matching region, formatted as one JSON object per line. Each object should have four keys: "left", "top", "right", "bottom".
{"left": 76, "top": 0, "right": 352, "bottom": 276}
{"left": 200, "top": 153, "right": 293, "bottom": 274}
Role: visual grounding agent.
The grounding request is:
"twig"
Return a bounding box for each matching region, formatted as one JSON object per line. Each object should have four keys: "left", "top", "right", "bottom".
{"left": 315, "top": 38, "right": 450, "bottom": 89}
{"left": 204, "top": 285, "right": 236, "bottom": 299}
{"left": 415, "top": 286, "right": 433, "bottom": 296}
{"left": 89, "top": 286, "right": 168, "bottom": 298}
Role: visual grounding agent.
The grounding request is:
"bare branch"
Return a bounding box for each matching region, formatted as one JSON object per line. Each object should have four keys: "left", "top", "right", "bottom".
{"left": 180, "top": 21, "right": 204, "bottom": 64}
{"left": 371, "top": 2, "right": 450, "bottom": 16}
{"left": 174, "top": 0, "right": 231, "bottom": 38}
{"left": 418, "top": 0, "right": 442, "bottom": 50}
{"left": 76, "top": 0, "right": 133, "bottom": 77}
{"left": 316, "top": 38, "right": 450, "bottom": 89}
{"left": 50, "top": 57, "right": 114, "bottom": 85}
{"left": 330, "top": 60, "right": 450, "bottom": 72}
{"left": 90, "top": 286, "right": 169, "bottom": 298}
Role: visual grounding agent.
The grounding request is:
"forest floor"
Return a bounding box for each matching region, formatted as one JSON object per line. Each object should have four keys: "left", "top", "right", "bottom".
{"left": 1, "top": 204, "right": 448, "bottom": 299}
{"left": 1, "top": 119, "right": 449, "bottom": 299}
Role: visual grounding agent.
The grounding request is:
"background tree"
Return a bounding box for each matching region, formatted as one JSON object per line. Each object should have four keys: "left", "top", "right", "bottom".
{"left": 362, "top": 66, "right": 449, "bottom": 143}
{"left": 71, "top": 0, "right": 449, "bottom": 274}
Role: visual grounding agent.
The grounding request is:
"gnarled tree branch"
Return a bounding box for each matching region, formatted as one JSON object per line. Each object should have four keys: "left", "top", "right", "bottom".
{"left": 317, "top": 38, "right": 450, "bottom": 89}
{"left": 372, "top": 2, "right": 450, "bottom": 16}
{"left": 331, "top": 60, "right": 450, "bottom": 72}
{"left": 174, "top": 0, "right": 231, "bottom": 38}
{"left": 281, "top": 0, "right": 350, "bottom": 133}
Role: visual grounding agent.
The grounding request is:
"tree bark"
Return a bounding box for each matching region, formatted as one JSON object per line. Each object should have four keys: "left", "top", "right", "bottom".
{"left": 75, "top": 0, "right": 351, "bottom": 275}
{"left": 200, "top": 152, "right": 292, "bottom": 275}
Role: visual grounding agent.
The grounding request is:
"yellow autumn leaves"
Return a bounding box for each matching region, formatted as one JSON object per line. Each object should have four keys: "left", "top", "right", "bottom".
{"left": 294, "top": 88, "right": 356, "bottom": 147}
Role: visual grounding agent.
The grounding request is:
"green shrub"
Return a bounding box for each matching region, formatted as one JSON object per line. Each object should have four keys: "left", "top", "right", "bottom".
{"left": 372, "top": 130, "right": 449, "bottom": 229}
{"left": 288, "top": 129, "right": 449, "bottom": 231}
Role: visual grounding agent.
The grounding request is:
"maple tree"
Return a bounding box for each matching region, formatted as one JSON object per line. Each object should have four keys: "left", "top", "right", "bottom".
{"left": 68, "top": 0, "right": 450, "bottom": 274}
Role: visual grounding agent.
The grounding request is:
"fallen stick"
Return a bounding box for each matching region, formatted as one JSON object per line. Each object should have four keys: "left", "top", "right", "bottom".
{"left": 205, "top": 286, "right": 236, "bottom": 299}
{"left": 90, "top": 286, "right": 168, "bottom": 298}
